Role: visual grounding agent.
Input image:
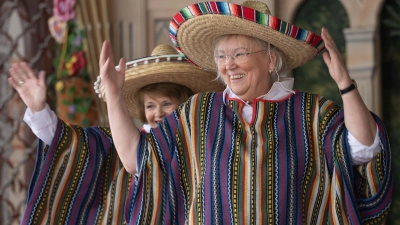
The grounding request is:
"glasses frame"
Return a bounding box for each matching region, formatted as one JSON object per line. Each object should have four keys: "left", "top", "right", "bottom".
{"left": 214, "top": 49, "right": 267, "bottom": 66}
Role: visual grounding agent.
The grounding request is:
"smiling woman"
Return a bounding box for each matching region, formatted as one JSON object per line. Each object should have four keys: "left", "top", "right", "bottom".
{"left": 135, "top": 82, "right": 192, "bottom": 129}
{"left": 143, "top": 92, "right": 181, "bottom": 127}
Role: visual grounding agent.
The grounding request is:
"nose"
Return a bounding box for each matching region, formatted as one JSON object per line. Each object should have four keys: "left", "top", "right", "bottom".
{"left": 225, "top": 55, "right": 237, "bottom": 69}
{"left": 155, "top": 106, "right": 165, "bottom": 118}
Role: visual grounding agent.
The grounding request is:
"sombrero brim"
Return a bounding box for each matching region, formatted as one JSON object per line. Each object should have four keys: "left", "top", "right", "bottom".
{"left": 123, "top": 61, "right": 224, "bottom": 118}
{"left": 169, "top": 1, "right": 325, "bottom": 72}
{"left": 100, "top": 59, "right": 225, "bottom": 118}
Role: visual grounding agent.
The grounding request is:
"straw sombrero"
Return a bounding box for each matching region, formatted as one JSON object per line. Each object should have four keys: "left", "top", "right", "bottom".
{"left": 169, "top": 1, "right": 326, "bottom": 72}
{"left": 94, "top": 44, "right": 225, "bottom": 118}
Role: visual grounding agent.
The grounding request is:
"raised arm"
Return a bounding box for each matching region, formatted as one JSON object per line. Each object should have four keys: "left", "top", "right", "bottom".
{"left": 321, "top": 27, "right": 377, "bottom": 146}
{"left": 99, "top": 41, "right": 140, "bottom": 174}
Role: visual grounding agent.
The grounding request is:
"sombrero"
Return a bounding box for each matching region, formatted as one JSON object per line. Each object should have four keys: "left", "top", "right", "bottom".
{"left": 169, "top": 1, "right": 326, "bottom": 72}
{"left": 94, "top": 44, "right": 225, "bottom": 118}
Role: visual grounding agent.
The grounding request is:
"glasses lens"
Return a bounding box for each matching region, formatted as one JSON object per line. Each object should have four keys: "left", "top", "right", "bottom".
{"left": 214, "top": 53, "right": 249, "bottom": 66}
{"left": 214, "top": 55, "right": 227, "bottom": 66}
{"left": 234, "top": 53, "right": 247, "bottom": 64}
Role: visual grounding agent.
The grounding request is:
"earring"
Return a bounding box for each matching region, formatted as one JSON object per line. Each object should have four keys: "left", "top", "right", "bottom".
{"left": 269, "top": 69, "right": 272, "bottom": 73}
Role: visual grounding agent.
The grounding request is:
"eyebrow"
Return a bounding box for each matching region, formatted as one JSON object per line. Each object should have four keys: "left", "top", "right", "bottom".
{"left": 217, "top": 47, "right": 248, "bottom": 54}
{"left": 145, "top": 100, "right": 171, "bottom": 105}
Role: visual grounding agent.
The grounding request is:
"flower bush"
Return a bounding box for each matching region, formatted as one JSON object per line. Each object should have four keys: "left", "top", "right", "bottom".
{"left": 48, "top": 20, "right": 90, "bottom": 86}
{"left": 47, "top": 0, "right": 97, "bottom": 127}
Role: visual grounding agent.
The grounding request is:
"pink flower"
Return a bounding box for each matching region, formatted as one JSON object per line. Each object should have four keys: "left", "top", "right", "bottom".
{"left": 53, "top": 0, "right": 76, "bottom": 21}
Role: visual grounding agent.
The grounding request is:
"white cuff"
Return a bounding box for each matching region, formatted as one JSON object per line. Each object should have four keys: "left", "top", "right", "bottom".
{"left": 348, "top": 126, "right": 381, "bottom": 165}
{"left": 23, "top": 104, "right": 58, "bottom": 145}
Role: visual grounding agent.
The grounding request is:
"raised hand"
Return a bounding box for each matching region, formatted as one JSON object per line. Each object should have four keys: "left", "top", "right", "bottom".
{"left": 321, "top": 27, "right": 352, "bottom": 89}
{"left": 98, "top": 41, "right": 140, "bottom": 174}
{"left": 8, "top": 62, "right": 47, "bottom": 113}
{"left": 99, "top": 40, "right": 126, "bottom": 101}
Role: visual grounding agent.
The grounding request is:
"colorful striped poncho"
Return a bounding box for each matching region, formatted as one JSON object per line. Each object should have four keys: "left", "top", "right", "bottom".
{"left": 22, "top": 124, "right": 133, "bottom": 224}
{"left": 22, "top": 91, "right": 392, "bottom": 224}
{"left": 127, "top": 91, "right": 392, "bottom": 224}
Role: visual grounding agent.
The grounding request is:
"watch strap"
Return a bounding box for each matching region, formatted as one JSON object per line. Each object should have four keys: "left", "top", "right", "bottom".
{"left": 339, "top": 79, "right": 357, "bottom": 95}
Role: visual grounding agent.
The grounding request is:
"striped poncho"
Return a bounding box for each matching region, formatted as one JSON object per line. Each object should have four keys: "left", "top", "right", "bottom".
{"left": 21, "top": 91, "right": 392, "bottom": 224}
{"left": 22, "top": 124, "right": 133, "bottom": 224}
{"left": 127, "top": 91, "right": 392, "bottom": 224}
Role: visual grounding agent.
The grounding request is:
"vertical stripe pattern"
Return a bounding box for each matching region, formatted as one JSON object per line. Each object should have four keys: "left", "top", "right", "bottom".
{"left": 22, "top": 121, "right": 132, "bottom": 225}
{"left": 126, "top": 91, "right": 392, "bottom": 224}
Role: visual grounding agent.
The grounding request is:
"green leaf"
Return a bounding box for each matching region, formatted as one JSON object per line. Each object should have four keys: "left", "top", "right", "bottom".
{"left": 82, "top": 106, "right": 89, "bottom": 113}
{"left": 73, "top": 97, "right": 82, "bottom": 105}
{"left": 47, "top": 74, "right": 58, "bottom": 85}
{"left": 80, "top": 30, "right": 86, "bottom": 38}
{"left": 82, "top": 118, "right": 90, "bottom": 127}
{"left": 75, "top": 105, "right": 83, "bottom": 113}
{"left": 67, "top": 113, "right": 74, "bottom": 120}
{"left": 61, "top": 70, "right": 69, "bottom": 77}
{"left": 62, "top": 100, "right": 70, "bottom": 106}
{"left": 389, "top": 30, "right": 400, "bottom": 37}
{"left": 84, "top": 96, "right": 92, "bottom": 103}
{"left": 383, "top": 19, "right": 400, "bottom": 29}
{"left": 386, "top": 5, "right": 400, "bottom": 24}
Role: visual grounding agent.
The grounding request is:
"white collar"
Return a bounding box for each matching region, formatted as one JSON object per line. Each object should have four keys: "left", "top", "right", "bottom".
{"left": 142, "top": 124, "right": 152, "bottom": 133}
{"left": 222, "top": 77, "right": 295, "bottom": 105}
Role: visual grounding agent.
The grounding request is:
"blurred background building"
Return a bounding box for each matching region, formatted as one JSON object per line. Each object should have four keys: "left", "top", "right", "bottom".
{"left": 0, "top": 0, "right": 398, "bottom": 224}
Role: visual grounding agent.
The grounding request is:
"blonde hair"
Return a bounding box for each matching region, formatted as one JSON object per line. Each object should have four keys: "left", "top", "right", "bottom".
{"left": 134, "top": 82, "right": 193, "bottom": 123}
{"left": 213, "top": 35, "right": 287, "bottom": 83}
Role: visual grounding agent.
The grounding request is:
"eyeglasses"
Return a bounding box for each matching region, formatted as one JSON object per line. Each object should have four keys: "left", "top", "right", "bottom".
{"left": 213, "top": 49, "right": 267, "bottom": 66}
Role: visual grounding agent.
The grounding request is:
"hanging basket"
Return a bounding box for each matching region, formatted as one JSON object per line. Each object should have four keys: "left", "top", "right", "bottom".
{"left": 56, "top": 76, "right": 99, "bottom": 127}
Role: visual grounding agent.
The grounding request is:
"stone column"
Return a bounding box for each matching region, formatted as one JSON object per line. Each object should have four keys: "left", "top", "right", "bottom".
{"left": 343, "top": 26, "right": 381, "bottom": 116}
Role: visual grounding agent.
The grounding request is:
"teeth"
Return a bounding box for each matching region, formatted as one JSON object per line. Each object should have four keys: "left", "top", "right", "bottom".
{"left": 231, "top": 74, "right": 245, "bottom": 79}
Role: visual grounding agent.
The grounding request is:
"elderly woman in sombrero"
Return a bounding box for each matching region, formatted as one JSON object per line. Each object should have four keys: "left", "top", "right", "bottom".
{"left": 8, "top": 44, "right": 223, "bottom": 224}
{"left": 99, "top": 1, "right": 392, "bottom": 225}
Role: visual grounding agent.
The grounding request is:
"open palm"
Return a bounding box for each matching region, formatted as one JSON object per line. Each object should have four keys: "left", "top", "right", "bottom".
{"left": 99, "top": 41, "right": 126, "bottom": 101}
{"left": 321, "top": 27, "right": 351, "bottom": 87}
{"left": 8, "top": 62, "right": 47, "bottom": 113}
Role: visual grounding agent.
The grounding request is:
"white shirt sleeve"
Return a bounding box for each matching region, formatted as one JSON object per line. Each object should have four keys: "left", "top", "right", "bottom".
{"left": 348, "top": 126, "right": 381, "bottom": 165}
{"left": 23, "top": 104, "right": 58, "bottom": 145}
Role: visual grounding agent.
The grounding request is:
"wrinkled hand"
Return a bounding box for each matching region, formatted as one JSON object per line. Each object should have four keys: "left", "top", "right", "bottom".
{"left": 99, "top": 41, "right": 126, "bottom": 101}
{"left": 8, "top": 62, "right": 47, "bottom": 113}
{"left": 321, "top": 27, "right": 352, "bottom": 89}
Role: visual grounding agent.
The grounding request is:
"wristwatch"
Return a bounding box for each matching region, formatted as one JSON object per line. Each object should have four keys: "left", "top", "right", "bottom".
{"left": 338, "top": 79, "right": 357, "bottom": 95}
